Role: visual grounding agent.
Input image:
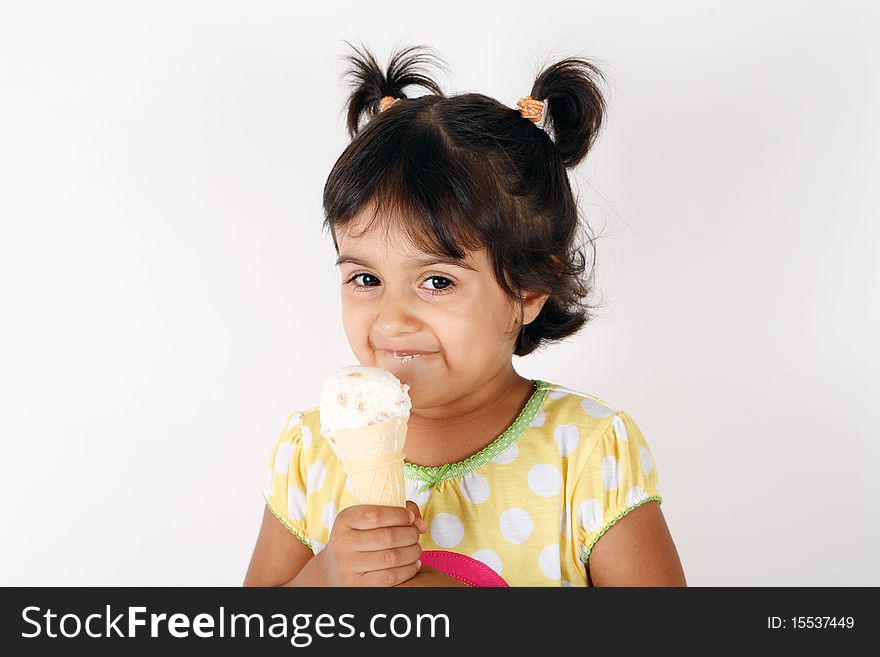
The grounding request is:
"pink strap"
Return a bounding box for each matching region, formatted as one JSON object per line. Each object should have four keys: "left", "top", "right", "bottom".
{"left": 419, "top": 550, "right": 509, "bottom": 587}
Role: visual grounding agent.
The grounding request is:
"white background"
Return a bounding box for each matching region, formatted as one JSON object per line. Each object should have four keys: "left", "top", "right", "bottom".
{"left": 1, "top": 0, "right": 877, "bottom": 586}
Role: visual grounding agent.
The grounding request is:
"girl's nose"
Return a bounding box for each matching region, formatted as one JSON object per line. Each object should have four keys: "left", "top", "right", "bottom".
{"left": 373, "top": 285, "right": 419, "bottom": 334}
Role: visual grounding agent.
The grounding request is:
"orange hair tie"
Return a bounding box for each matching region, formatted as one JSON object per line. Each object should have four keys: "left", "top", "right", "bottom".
{"left": 379, "top": 95, "right": 401, "bottom": 112}
{"left": 516, "top": 95, "right": 547, "bottom": 125}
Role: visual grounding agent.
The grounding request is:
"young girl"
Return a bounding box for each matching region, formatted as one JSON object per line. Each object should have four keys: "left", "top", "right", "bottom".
{"left": 244, "top": 43, "right": 686, "bottom": 587}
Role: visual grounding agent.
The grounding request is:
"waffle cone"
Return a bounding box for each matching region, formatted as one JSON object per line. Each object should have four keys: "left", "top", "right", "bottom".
{"left": 321, "top": 414, "right": 408, "bottom": 507}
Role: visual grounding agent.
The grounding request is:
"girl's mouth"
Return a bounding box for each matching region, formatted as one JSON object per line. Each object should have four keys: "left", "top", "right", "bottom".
{"left": 384, "top": 350, "right": 434, "bottom": 362}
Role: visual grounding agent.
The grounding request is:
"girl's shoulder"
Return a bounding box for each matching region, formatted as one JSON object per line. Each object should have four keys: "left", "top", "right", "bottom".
{"left": 264, "top": 406, "right": 336, "bottom": 474}
{"left": 293, "top": 406, "right": 329, "bottom": 459}
{"left": 541, "top": 380, "right": 619, "bottom": 416}
{"left": 537, "top": 379, "right": 621, "bottom": 434}
{"left": 528, "top": 379, "right": 651, "bottom": 467}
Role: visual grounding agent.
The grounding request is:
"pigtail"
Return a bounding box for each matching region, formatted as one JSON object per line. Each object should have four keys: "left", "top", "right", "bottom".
{"left": 340, "top": 40, "right": 448, "bottom": 139}
{"left": 530, "top": 57, "right": 608, "bottom": 168}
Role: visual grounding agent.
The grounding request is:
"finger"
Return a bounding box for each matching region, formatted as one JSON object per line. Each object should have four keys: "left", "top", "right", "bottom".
{"left": 352, "top": 524, "right": 422, "bottom": 552}
{"left": 344, "top": 504, "right": 415, "bottom": 530}
{"left": 356, "top": 544, "right": 422, "bottom": 574}
{"left": 359, "top": 559, "right": 423, "bottom": 587}
{"left": 406, "top": 500, "right": 428, "bottom": 533}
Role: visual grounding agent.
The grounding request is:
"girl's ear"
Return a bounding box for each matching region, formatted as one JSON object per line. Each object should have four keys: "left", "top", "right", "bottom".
{"left": 521, "top": 290, "right": 550, "bottom": 326}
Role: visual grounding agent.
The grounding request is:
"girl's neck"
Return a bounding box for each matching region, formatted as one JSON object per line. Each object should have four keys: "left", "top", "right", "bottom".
{"left": 403, "top": 370, "right": 536, "bottom": 468}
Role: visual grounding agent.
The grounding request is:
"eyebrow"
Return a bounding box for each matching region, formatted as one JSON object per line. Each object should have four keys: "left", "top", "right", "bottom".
{"left": 335, "top": 255, "right": 477, "bottom": 272}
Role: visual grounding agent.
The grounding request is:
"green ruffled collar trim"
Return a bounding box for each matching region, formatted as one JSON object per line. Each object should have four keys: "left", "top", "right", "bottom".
{"left": 404, "top": 379, "right": 550, "bottom": 487}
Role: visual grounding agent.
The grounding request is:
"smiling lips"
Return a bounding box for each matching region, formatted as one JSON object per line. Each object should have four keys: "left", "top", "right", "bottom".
{"left": 382, "top": 349, "right": 435, "bottom": 362}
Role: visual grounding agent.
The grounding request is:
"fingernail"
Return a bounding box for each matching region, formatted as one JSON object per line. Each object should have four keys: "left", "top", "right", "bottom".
{"left": 408, "top": 510, "right": 415, "bottom": 524}
{"left": 416, "top": 559, "right": 422, "bottom": 569}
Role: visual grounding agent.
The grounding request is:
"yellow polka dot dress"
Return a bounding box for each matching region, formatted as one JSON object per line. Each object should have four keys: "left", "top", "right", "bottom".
{"left": 262, "top": 380, "right": 663, "bottom": 586}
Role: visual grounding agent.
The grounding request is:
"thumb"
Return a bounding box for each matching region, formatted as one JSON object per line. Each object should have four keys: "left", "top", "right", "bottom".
{"left": 405, "top": 500, "right": 428, "bottom": 533}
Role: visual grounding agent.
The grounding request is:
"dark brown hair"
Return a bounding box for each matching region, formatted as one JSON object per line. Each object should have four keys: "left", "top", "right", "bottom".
{"left": 322, "top": 41, "right": 609, "bottom": 356}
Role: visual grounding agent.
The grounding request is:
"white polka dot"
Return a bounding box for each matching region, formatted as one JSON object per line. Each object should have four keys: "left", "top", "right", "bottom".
{"left": 312, "top": 540, "right": 325, "bottom": 554}
{"left": 611, "top": 415, "right": 628, "bottom": 441}
{"left": 404, "top": 477, "right": 432, "bottom": 506}
{"left": 538, "top": 544, "right": 561, "bottom": 580}
{"left": 626, "top": 485, "right": 650, "bottom": 506}
{"left": 491, "top": 443, "right": 519, "bottom": 465}
{"left": 549, "top": 385, "right": 581, "bottom": 399}
{"left": 601, "top": 456, "right": 619, "bottom": 490}
{"left": 471, "top": 549, "right": 503, "bottom": 575}
{"left": 322, "top": 502, "right": 337, "bottom": 532}
{"left": 430, "top": 513, "right": 464, "bottom": 548}
{"left": 286, "top": 413, "right": 303, "bottom": 430}
{"left": 307, "top": 459, "right": 326, "bottom": 493}
{"left": 578, "top": 499, "right": 603, "bottom": 533}
{"left": 530, "top": 409, "right": 546, "bottom": 427}
{"left": 580, "top": 397, "right": 614, "bottom": 419}
{"left": 499, "top": 508, "right": 533, "bottom": 544}
{"left": 640, "top": 447, "right": 654, "bottom": 475}
{"left": 263, "top": 468, "right": 274, "bottom": 498}
{"left": 301, "top": 424, "right": 313, "bottom": 449}
{"left": 554, "top": 424, "right": 580, "bottom": 456}
{"left": 287, "top": 487, "right": 307, "bottom": 521}
{"left": 561, "top": 579, "right": 578, "bottom": 587}
{"left": 527, "top": 464, "right": 562, "bottom": 497}
{"left": 459, "top": 472, "right": 490, "bottom": 504}
{"left": 274, "top": 441, "right": 294, "bottom": 475}
{"left": 345, "top": 476, "right": 355, "bottom": 495}
{"left": 560, "top": 505, "right": 571, "bottom": 538}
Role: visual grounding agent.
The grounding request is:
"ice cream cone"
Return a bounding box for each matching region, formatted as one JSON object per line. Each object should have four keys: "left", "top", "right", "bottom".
{"left": 321, "top": 414, "right": 408, "bottom": 507}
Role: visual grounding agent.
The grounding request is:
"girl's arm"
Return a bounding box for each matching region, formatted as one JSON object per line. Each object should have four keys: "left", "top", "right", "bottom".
{"left": 243, "top": 506, "right": 316, "bottom": 586}
{"left": 585, "top": 500, "right": 686, "bottom": 586}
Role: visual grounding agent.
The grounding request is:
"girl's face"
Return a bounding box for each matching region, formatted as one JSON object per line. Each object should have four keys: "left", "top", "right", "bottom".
{"left": 335, "top": 214, "right": 539, "bottom": 411}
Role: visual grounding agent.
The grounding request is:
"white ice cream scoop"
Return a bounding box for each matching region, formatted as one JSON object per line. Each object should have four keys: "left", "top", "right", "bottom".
{"left": 319, "top": 365, "right": 412, "bottom": 435}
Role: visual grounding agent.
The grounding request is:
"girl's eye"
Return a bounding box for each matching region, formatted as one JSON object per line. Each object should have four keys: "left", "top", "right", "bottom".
{"left": 344, "top": 273, "right": 456, "bottom": 296}
{"left": 346, "top": 273, "right": 380, "bottom": 289}
{"left": 423, "top": 275, "right": 455, "bottom": 294}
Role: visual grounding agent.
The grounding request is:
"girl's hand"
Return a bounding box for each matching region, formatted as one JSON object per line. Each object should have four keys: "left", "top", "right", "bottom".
{"left": 307, "top": 500, "right": 427, "bottom": 586}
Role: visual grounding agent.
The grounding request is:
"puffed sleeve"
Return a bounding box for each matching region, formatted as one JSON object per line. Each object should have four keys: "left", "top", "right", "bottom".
{"left": 261, "top": 410, "right": 311, "bottom": 549}
{"left": 573, "top": 410, "right": 663, "bottom": 573}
